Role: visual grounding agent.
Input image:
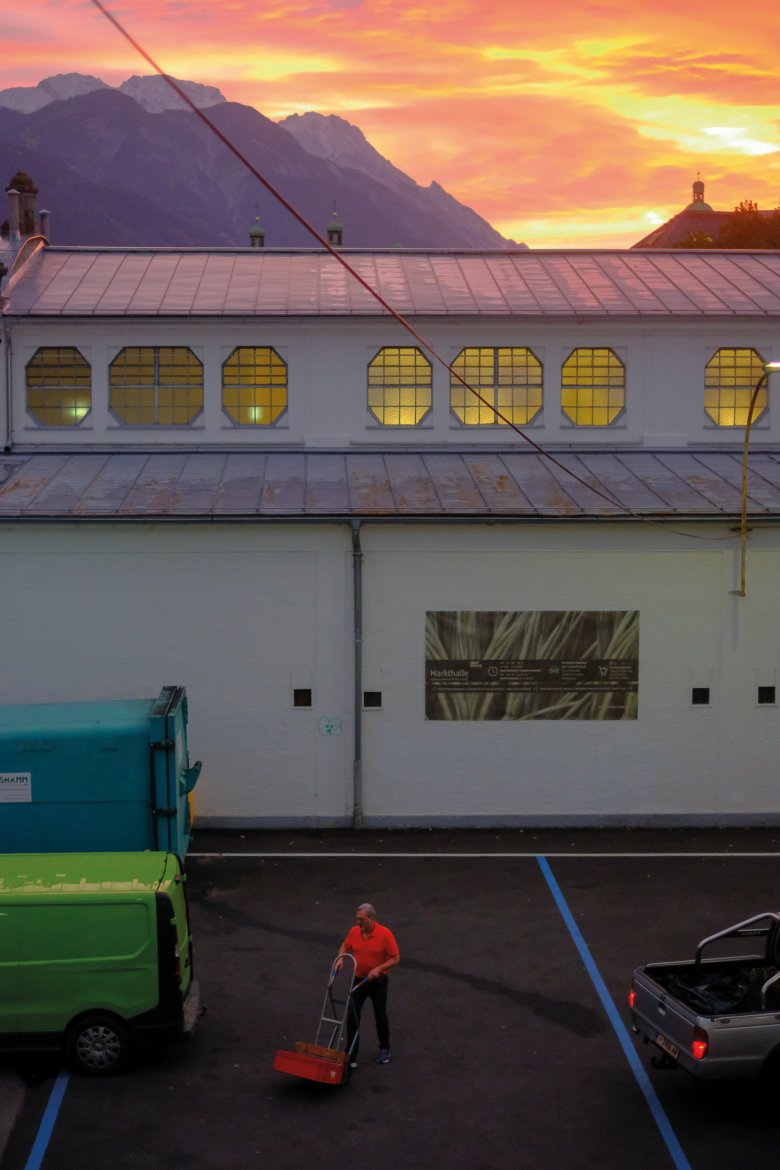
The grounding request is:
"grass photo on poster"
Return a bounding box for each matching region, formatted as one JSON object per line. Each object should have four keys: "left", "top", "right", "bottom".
{"left": 425, "top": 610, "right": 638, "bottom": 721}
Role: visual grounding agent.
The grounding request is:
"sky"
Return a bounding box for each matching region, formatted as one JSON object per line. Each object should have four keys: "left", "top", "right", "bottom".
{"left": 4, "top": 0, "right": 780, "bottom": 247}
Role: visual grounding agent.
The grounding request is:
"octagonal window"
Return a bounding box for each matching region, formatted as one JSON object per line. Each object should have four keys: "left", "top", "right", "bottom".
{"left": 450, "top": 347, "right": 542, "bottom": 426}
{"left": 26, "top": 347, "right": 91, "bottom": 427}
{"left": 561, "top": 347, "right": 624, "bottom": 426}
{"left": 705, "top": 348, "right": 767, "bottom": 426}
{"left": 368, "top": 347, "right": 431, "bottom": 425}
{"left": 109, "top": 346, "right": 203, "bottom": 426}
{"left": 222, "top": 347, "right": 287, "bottom": 425}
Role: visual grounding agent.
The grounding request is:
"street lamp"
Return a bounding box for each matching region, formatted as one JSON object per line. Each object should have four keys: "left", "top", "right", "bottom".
{"left": 737, "top": 360, "right": 780, "bottom": 596}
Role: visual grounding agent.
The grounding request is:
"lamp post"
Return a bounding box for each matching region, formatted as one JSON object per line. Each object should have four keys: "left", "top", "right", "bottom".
{"left": 737, "top": 360, "right": 780, "bottom": 596}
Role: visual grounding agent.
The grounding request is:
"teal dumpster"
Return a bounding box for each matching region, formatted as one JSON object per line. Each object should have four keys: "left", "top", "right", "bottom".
{"left": 0, "top": 685, "right": 201, "bottom": 858}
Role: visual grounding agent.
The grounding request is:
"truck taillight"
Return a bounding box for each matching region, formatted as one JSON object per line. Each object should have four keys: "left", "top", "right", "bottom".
{"left": 692, "top": 1026, "right": 708, "bottom": 1060}
{"left": 628, "top": 983, "right": 636, "bottom": 1009}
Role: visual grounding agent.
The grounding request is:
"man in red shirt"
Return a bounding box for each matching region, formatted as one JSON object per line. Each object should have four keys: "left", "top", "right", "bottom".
{"left": 335, "top": 902, "right": 400, "bottom": 1066}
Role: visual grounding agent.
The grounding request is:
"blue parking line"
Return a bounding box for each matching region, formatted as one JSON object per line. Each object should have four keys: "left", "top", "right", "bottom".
{"left": 23, "top": 1070, "right": 69, "bottom": 1170}
{"left": 537, "top": 856, "right": 692, "bottom": 1170}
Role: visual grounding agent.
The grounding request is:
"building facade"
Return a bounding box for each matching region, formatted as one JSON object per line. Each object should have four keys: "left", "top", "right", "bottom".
{"left": 1, "top": 244, "right": 779, "bottom": 826}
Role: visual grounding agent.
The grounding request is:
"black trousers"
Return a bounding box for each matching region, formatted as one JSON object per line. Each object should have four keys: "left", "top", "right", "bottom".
{"left": 347, "top": 975, "right": 389, "bottom": 1056}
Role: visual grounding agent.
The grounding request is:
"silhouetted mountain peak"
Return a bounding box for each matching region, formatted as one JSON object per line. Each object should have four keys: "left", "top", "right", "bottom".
{"left": 0, "top": 74, "right": 521, "bottom": 249}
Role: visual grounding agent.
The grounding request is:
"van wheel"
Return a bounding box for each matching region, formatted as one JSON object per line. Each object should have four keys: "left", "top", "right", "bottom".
{"left": 66, "top": 1014, "right": 131, "bottom": 1077}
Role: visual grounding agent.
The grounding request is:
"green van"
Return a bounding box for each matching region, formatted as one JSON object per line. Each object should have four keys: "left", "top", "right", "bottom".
{"left": 0, "top": 851, "right": 200, "bottom": 1075}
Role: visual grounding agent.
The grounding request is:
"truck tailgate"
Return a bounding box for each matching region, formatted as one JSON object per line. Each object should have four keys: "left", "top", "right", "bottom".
{"left": 631, "top": 967, "right": 699, "bottom": 1071}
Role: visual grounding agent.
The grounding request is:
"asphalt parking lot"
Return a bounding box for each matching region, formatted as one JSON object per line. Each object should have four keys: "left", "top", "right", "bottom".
{"left": 3, "top": 828, "right": 780, "bottom": 1170}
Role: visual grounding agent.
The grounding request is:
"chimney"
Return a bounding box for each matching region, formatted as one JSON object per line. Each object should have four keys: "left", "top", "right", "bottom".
{"left": 39, "top": 209, "right": 50, "bottom": 240}
{"left": 6, "top": 189, "right": 20, "bottom": 242}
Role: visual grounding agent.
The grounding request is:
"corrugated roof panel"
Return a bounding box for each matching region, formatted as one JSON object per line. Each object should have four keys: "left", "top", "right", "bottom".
{"left": 65, "top": 254, "right": 127, "bottom": 315}
{"left": 32, "top": 252, "right": 104, "bottom": 315}
{"left": 499, "top": 452, "right": 581, "bottom": 515}
{"left": 420, "top": 453, "right": 488, "bottom": 511}
{"left": 190, "top": 254, "right": 238, "bottom": 313}
{"left": 259, "top": 452, "right": 306, "bottom": 512}
{"left": 541, "top": 453, "right": 624, "bottom": 514}
{"left": 161, "top": 254, "right": 211, "bottom": 313}
{"left": 0, "top": 453, "right": 69, "bottom": 513}
{"left": 347, "top": 453, "right": 397, "bottom": 513}
{"left": 612, "top": 452, "right": 711, "bottom": 511}
{"left": 692, "top": 450, "right": 777, "bottom": 511}
{"left": 700, "top": 254, "right": 780, "bottom": 314}
{"left": 461, "top": 453, "right": 534, "bottom": 512}
{"left": 543, "top": 257, "right": 604, "bottom": 313}
{"left": 747, "top": 452, "right": 780, "bottom": 494}
{"left": 170, "top": 453, "right": 230, "bottom": 514}
{"left": 455, "top": 257, "right": 507, "bottom": 313}
{"left": 284, "top": 254, "right": 320, "bottom": 314}
{"left": 345, "top": 257, "right": 393, "bottom": 314}
{"left": 304, "top": 453, "right": 350, "bottom": 513}
{"left": 254, "top": 255, "right": 292, "bottom": 313}
{"left": 578, "top": 453, "right": 667, "bottom": 512}
{"left": 19, "top": 453, "right": 106, "bottom": 515}
{"left": 383, "top": 453, "right": 444, "bottom": 512}
{"left": 617, "top": 255, "right": 700, "bottom": 314}
{"left": 118, "top": 453, "right": 188, "bottom": 514}
{"left": 4, "top": 250, "right": 70, "bottom": 314}
{"left": 7, "top": 248, "right": 780, "bottom": 317}
{"left": 575, "top": 256, "right": 650, "bottom": 313}
{"left": 221, "top": 255, "right": 264, "bottom": 315}
{"left": 648, "top": 255, "right": 732, "bottom": 314}
{"left": 126, "top": 254, "right": 182, "bottom": 314}
{"left": 94, "top": 254, "right": 150, "bottom": 314}
{"left": 483, "top": 257, "right": 540, "bottom": 314}
{"left": 0, "top": 450, "right": 780, "bottom": 519}
{"left": 211, "top": 452, "right": 267, "bottom": 513}
{"left": 678, "top": 254, "right": 767, "bottom": 314}
{"left": 509, "top": 256, "right": 576, "bottom": 314}
{"left": 655, "top": 452, "right": 745, "bottom": 512}
{"left": 71, "top": 452, "right": 149, "bottom": 515}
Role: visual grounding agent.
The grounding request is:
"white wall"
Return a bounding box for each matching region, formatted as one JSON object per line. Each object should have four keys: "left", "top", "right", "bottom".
{"left": 1, "top": 518, "right": 778, "bottom": 825}
{"left": 5, "top": 318, "right": 779, "bottom": 451}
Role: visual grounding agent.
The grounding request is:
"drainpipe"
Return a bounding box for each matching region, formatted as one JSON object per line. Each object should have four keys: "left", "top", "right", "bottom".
{"left": 2, "top": 317, "right": 12, "bottom": 452}
{"left": 351, "top": 520, "right": 364, "bottom": 829}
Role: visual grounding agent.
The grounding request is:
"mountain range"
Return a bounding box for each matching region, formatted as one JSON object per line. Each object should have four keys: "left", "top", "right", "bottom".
{"left": 0, "top": 73, "right": 521, "bottom": 250}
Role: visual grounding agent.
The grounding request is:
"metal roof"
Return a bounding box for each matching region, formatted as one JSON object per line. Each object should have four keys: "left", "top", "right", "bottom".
{"left": 5, "top": 248, "right": 780, "bottom": 318}
{"left": 0, "top": 450, "right": 777, "bottom": 520}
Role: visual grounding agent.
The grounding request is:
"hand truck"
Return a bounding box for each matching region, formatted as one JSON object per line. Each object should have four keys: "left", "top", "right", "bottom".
{"left": 273, "top": 952, "right": 364, "bottom": 1086}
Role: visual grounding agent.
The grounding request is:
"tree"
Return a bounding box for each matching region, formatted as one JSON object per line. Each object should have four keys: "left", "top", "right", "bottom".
{"left": 676, "top": 200, "right": 780, "bottom": 249}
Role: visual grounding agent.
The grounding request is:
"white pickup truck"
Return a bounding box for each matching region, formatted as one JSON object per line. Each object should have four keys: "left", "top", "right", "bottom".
{"left": 629, "top": 912, "right": 780, "bottom": 1087}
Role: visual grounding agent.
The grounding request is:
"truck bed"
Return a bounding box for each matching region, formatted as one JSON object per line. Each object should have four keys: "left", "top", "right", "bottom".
{"left": 644, "top": 957, "right": 780, "bottom": 1017}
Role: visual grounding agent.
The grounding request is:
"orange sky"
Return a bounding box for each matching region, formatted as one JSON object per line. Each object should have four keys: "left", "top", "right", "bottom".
{"left": 5, "top": 0, "right": 780, "bottom": 246}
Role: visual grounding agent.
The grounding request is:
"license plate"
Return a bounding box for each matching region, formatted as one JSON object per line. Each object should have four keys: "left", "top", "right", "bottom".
{"left": 655, "top": 1033, "right": 679, "bottom": 1060}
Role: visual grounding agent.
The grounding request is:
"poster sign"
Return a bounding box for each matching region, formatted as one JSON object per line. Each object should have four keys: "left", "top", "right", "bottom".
{"left": 425, "top": 611, "right": 638, "bottom": 720}
{"left": 0, "top": 772, "right": 32, "bottom": 802}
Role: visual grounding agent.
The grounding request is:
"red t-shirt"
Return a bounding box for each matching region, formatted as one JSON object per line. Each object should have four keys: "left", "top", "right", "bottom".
{"left": 340, "top": 922, "right": 399, "bottom": 979}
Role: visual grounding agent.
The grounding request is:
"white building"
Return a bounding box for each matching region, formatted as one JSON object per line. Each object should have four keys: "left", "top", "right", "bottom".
{"left": 1, "top": 242, "right": 779, "bottom": 826}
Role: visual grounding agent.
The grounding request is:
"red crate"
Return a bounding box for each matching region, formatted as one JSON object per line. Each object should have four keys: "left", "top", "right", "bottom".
{"left": 273, "top": 1048, "right": 348, "bottom": 1086}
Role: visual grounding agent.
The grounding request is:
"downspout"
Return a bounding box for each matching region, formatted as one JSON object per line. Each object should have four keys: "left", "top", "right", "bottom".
{"left": 351, "top": 519, "right": 364, "bottom": 829}
{"left": 2, "top": 316, "right": 13, "bottom": 452}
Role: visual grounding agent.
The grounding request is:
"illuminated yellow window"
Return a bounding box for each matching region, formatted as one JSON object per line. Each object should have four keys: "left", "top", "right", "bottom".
{"left": 561, "top": 348, "right": 624, "bottom": 426}
{"left": 450, "top": 347, "right": 542, "bottom": 426}
{"left": 368, "top": 347, "right": 432, "bottom": 425}
{"left": 26, "top": 347, "right": 91, "bottom": 427}
{"left": 222, "top": 347, "right": 288, "bottom": 426}
{"left": 705, "top": 348, "right": 767, "bottom": 426}
{"left": 109, "top": 346, "right": 203, "bottom": 426}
